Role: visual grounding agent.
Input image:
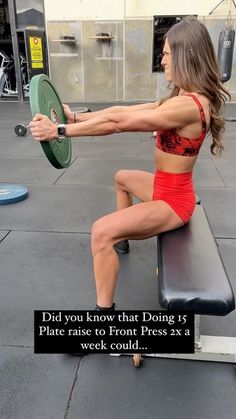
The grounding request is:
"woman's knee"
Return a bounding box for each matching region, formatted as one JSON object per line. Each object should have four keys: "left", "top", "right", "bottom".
{"left": 91, "top": 218, "right": 112, "bottom": 255}
{"left": 114, "top": 170, "right": 131, "bottom": 188}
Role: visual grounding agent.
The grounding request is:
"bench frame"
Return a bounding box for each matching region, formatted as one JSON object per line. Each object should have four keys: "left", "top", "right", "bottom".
{"left": 111, "top": 314, "right": 236, "bottom": 364}
{"left": 141, "top": 314, "right": 236, "bottom": 363}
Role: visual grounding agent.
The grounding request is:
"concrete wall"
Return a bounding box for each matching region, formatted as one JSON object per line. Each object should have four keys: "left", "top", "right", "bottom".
{"left": 44, "top": 0, "right": 236, "bottom": 102}
{"left": 44, "top": 0, "right": 223, "bottom": 20}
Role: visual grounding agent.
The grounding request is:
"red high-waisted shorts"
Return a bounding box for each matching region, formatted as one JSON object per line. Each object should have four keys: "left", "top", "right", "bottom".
{"left": 152, "top": 170, "right": 195, "bottom": 223}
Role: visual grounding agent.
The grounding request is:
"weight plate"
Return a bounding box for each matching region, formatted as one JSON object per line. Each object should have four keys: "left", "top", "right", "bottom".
{"left": 0, "top": 184, "right": 29, "bottom": 205}
{"left": 29, "top": 75, "right": 72, "bottom": 169}
{"left": 14, "top": 124, "right": 27, "bottom": 136}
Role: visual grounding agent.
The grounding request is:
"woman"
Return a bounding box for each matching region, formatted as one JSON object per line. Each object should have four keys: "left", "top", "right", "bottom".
{"left": 30, "top": 17, "right": 230, "bottom": 311}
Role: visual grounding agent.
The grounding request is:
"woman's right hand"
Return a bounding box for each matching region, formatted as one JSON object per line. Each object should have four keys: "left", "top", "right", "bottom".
{"left": 63, "top": 104, "right": 74, "bottom": 124}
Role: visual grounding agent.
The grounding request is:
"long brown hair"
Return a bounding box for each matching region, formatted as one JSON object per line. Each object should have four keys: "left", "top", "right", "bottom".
{"left": 160, "top": 17, "right": 230, "bottom": 156}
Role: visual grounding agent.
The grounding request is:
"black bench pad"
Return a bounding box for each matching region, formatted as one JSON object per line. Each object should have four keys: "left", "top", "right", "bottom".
{"left": 158, "top": 205, "right": 235, "bottom": 315}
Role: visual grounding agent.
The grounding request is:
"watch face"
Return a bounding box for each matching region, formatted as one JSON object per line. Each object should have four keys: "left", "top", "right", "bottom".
{"left": 58, "top": 125, "right": 65, "bottom": 136}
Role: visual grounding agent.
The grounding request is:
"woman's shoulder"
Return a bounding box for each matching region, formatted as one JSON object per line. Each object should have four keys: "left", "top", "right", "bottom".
{"left": 158, "top": 91, "right": 210, "bottom": 116}
{"left": 159, "top": 94, "right": 200, "bottom": 110}
{"left": 181, "top": 91, "right": 210, "bottom": 105}
{"left": 166, "top": 92, "right": 210, "bottom": 113}
{"left": 157, "top": 92, "right": 210, "bottom": 127}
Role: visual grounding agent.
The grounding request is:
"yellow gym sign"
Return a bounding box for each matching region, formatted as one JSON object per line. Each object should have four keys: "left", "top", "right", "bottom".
{"left": 29, "top": 36, "right": 43, "bottom": 69}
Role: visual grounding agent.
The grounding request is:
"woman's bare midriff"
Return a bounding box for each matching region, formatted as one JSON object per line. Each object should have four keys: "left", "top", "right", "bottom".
{"left": 154, "top": 148, "right": 197, "bottom": 173}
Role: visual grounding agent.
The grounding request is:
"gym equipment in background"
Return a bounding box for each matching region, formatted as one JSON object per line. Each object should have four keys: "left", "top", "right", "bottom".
{"left": 217, "top": 25, "right": 235, "bottom": 82}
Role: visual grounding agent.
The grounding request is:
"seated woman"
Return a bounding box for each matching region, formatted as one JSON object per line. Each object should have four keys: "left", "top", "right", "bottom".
{"left": 30, "top": 17, "right": 230, "bottom": 311}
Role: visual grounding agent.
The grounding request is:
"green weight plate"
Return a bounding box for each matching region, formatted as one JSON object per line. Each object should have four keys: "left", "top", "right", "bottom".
{"left": 29, "top": 75, "right": 72, "bottom": 169}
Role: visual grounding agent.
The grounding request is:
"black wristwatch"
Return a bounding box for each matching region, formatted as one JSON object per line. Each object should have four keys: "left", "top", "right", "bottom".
{"left": 57, "top": 124, "right": 66, "bottom": 139}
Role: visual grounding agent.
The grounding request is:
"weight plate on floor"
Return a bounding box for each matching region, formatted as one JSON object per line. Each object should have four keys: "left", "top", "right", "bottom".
{"left": 0, "top": 184, "right": 29, "bottom": 205}
{"left": 14, "top": 124, "right": 27, "bottom": 136}
{"left": 29, "top": 74, "right": 72, "bottom": 169}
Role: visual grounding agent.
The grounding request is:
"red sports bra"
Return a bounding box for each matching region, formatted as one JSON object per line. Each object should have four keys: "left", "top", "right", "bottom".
{"left": 156, "top": 93, "right": 207, "bottom": 157}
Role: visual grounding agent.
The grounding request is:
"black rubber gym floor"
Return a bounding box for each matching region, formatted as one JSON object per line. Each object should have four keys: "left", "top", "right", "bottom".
{"left": 0, "top": 101, "right": 236, "bottom": 419}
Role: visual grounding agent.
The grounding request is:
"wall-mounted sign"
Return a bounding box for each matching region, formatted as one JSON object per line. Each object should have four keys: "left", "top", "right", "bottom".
{"left": 29, "top": 36, "right": 43, "bottom": 68}
{"left": 25, "top": 29, "right": 48, "bottom": 78}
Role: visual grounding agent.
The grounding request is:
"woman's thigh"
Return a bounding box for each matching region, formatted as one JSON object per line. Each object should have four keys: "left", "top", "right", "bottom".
{"left": 115, "top": 170, "right": 154, "bottom": 202}
{"left": 95, "top": 200, "right": 184, "bottom": 243}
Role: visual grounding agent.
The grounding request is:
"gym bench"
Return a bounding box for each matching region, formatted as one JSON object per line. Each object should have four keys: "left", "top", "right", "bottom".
{"left": 112, "top": 203, "right": 236, "bottom": 366}
{"left": 147, "top": 204, "right": 236, "bottom": 363}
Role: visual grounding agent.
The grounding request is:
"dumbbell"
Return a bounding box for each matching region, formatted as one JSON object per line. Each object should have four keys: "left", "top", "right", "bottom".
{"left": 14, "top": 123, "right": 29, "bottom": 137}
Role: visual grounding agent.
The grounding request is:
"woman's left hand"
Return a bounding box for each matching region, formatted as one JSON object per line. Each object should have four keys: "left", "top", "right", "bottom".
{"left": 29, "top": 114, "right": 57, "bottom": 141}
{"left": 63, "top": 104, "right": 74, "bottom": 124}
